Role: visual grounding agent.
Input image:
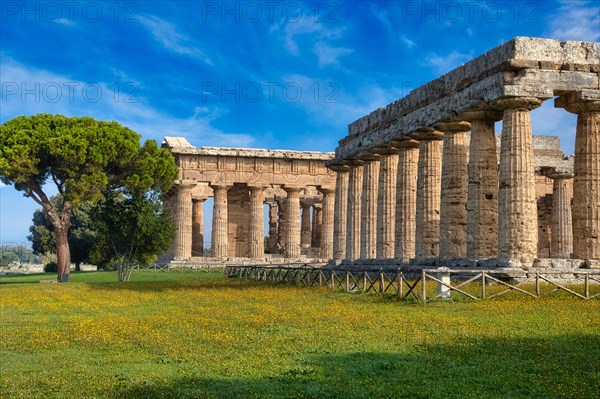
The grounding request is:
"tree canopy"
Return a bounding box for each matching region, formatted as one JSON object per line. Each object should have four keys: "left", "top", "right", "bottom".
{"left": 91, "top": 192, "right": 176, "bottom": 282}
{"left": 0, "top": 114, "right": 178, "bottom": 281}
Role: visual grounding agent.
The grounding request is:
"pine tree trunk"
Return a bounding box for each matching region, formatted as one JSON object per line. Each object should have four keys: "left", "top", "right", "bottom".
{"left": 55, "top": 226, "right": 71, "bottom": 282}
{"left": 75, "top": 262, "right": 81, "bottom": 272}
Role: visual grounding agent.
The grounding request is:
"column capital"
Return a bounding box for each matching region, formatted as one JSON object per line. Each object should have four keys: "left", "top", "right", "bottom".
{"left": 410, "top": 127, "right": 444, "bottom": 141}
{"left": 356, "top": 152, "right": 380, "bottom": 162}
{"left": 247, "top": 185, "right": 266, "bottom": 193}
{"left": 348, "top": 159, "right": 366, "bottom": 167}
{"left": 459, "top": 108, "right": 503, "bottom": 122}
{"left": 547, "top": 170, "right": 574, "bottom": 180}
{"left": 283, "top": 185, "right": 303, "bottom": 193}
{"left": 174, "top": 181, "right": 196, "bottom": 190}
{"left": 318, "top": 187, "right": 335, "bottom": 195}
{"left": 373, "top": 145, "right": 400, "bottom": 155}
{"left": 192, "top": 197, "right": 208, "bottom": 203}
{"left": 209, "top": 183, "right": 231, "bottom": 191}
{"left": 328, "top": 161, "right": 351, "bottom": 172}
{"left": 433, "top": 120, "right": 471, "bottom": 133}
{"left": 392, "top": 138, "right": 420, "bottom": 149}
{"left": 490, "top": 96, "right": 543, "bottom": 111}
{"left": 555, "top": 90, "right": 600, "bottom": 114}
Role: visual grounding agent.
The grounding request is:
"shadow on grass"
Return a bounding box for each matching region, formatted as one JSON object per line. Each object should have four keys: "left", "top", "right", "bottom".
{"left": 112, "top": 334, "right": 600, "bottom": 399}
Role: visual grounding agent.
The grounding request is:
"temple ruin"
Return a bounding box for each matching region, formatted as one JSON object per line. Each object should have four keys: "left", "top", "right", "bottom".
{"left": 163, "top": 37, "right": 598, "bottom": 270}
{"left": 326, "top": 37, "right": 599, "bottom": 268}
{"left": 162, "top": 137, "right": 336, "bottom": 261}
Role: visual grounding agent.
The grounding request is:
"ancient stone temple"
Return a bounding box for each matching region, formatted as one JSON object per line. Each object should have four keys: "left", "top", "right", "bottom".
{"left": 327, "top": 37, "right": 599, "bottom": 267}
{"left": 162, "top": 137, "right": 336, "bottom": 260}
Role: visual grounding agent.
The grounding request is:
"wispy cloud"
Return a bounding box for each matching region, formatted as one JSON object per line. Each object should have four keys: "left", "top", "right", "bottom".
{"left": 400, "top": 35, "right": 416, "bottom": 48}
{"left": 546, "top": 0, "right": 600, "bottom": 41}
{"left": 138, "top": 14, "right": 214, "bottom": 65}
{"left": 313, "top": 42, "right": 353, "bottom": 67}
{"left": 422, "top": 51, "right": 474, "bottom": 74}
{"left": 0, "top": 57, "right": 253, "bottom": 147}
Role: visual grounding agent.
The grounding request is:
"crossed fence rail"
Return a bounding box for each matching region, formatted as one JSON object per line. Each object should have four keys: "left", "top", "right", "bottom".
{"left": 225, "top": 264, "right": 600, "bottom": 302}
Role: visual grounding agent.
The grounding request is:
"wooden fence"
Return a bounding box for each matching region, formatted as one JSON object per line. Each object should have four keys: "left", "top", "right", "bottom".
{"left": 225, "top": 265, "right": 600, "bottom": 302}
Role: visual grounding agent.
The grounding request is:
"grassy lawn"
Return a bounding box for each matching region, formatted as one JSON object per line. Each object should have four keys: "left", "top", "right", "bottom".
{"left": 0, "top": 270, "right": 598, "bottom": 399}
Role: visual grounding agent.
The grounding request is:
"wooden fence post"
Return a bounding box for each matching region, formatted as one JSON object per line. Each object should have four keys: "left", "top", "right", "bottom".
{"left": 421, "top": 269, "right": 427, "bottom": 304}
{"left": 481, "top": 272, "right": 486, "bottom": 299}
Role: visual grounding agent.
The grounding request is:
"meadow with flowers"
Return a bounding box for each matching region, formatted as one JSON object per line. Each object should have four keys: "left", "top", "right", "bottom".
{"left": 1, "top": 270, "right": 598, "bottom": 398}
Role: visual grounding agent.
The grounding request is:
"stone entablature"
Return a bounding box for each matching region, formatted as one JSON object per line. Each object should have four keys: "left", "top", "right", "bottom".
{"left": 331, "top": 37, "right": 599, "bottom": 162}
{"left": 162, "top": 137, "right": 336, "bottom": 261}
{"left": 164, "top": 137, "right": 336, "bottom": 189}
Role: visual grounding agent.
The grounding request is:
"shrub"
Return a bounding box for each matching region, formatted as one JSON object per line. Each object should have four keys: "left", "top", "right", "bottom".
{"left": 44, "top": 261, "right": 58, "bottom": 273}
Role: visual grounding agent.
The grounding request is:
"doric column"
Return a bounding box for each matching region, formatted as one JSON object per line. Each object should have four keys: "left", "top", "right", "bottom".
{"left": 210, "top": 184, "right": 230, "bottom": 258}
{"left": 411, "top": 128, "right": 444, "bottom": 258}
{"left": 346, "top": 161, "right": 364, "bottom": 259}
{"left": 435, "top": 120, "right": 471, "bottom": 259}
{"left": 376, "top": 147, "right": 399, "bottom": 259}
{"left": 312, "top": 204, "right": 322, "bottom": 248}
{"left": 300, "top": 202, "right": 312, "bottom": 248}
{"left": 174, "top": 183, "right": 194, "bottom": 258}
{"left": 277, "top": 197, "right": 287, "bottom": 253}
{"left": 192, "top": 198, "right": 206, "bottom": 257}
{"left": 461, "top": 109, "right": 502, "bottom": 259}
{"left": 283, "top": 186, "right": 302, "bottom": 258}
{"left": 547, "top": 171, "right": 574, "bottom": 259}
{"left": 556, "top": 94, "right": 600, "bottom": 259}
{"left": 319, "top": 188, "right": 335, "bottom": 259}
{"left": 492, "top": 97, "right": 542, "bottom": 260}
{"left": 266, "top": 201, "right": 278, "bottom": 251}
{"left": 331, "top": 165, "right": 350, "bottom": 260}
{"left": 360, "top": 155, "right": 380, "bottom": 259}
{"left": 395, "top": 140, "right": 420, "bottom": 261}
{"left": 248, "top": 186, "right": 265, "bottom": 259}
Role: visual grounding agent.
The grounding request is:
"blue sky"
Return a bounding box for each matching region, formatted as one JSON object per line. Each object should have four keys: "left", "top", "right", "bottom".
{"left": 1, "top": 0, "right": 599, "bottom": 246}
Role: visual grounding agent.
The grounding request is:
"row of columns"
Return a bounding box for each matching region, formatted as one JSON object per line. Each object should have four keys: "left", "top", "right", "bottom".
{"left": 172, "top": 184, "right": 335, "bottom": 260}
{"left": 331, "top": 95, "right": 599, "bottom": 261}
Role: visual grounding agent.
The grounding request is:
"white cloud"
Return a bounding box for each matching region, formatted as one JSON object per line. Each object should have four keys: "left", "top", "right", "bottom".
{"left": 422, "top": 51, "right": 474, "bottom": 74}
{"left": 138, "top": 14, "right": 214, "bottom": 65}
{"left": 0, "top": 57, "right": 254, "bottom": 147}
{"left": 546, "top": 0, "right": 600, "bottom": 41}
{"left": 400, "top": 35, "right": 416, "bottom": 48}
{"left": 313, "top": 42, "right": 353, "bottom": 67}
{"left": 273, "top": 15, "right": 348, "bottom": 64}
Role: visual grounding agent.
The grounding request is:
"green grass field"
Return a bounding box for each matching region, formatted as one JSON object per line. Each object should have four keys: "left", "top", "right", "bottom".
{"left": 1, "top": 270, "right": 598, "bottom": 399}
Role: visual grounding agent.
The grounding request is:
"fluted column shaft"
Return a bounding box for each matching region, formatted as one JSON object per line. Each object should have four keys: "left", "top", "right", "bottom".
{"left": 395, "top": 141, "right": 419, "bottom": 260}
{"left": 301, "top": 204, "right": 312, "bottom": 248}
{"left": 332, "top": 167, "right": 350, "bottom": 260}
{"left": 346, "top": 163, "right": 364, "bottom": 259}
{"left": 462, "top": 110, "right": 501, "bottom": 259}
{"left": 437, "top": 121, "right": 470, "bottom": 258}
{"left": 493, "top": 97, "right": 542, "bottom": 260}
{"left": 360, "top": 157, "right": 380, "bottom": 259}
{"left": 248, "top": 186, "right": 265, "bottom": 259}
{"left": 284, "top": 187, "right": 302, "bottom": 258}
{"left": 312, "top": 205, "right": 322, "bottom": 248}
{"left": 558, "top": 97, "right": 600, "bottom": 259}
{"left": 267, "top": 202, "right": 278, "bottom": 251}
{"left": 412, "top": 130, "right": 444, "bottom": 258}
{"left": 211, "top": 184, "right": 230, "bottom": 258}
{"left": 377, "top": 150, "right": 399, "bottom": 259}
{"left": 192, "top": 199, "right": 205, "bottom": 257}
{"left": 319, "top": 189, "right": 335, "bottom": 259}
{"left": 174, "top": 184, "right": 194, "bottom": 258}
{"left": 548, "top": 173, "right": 573, "bottom": 259}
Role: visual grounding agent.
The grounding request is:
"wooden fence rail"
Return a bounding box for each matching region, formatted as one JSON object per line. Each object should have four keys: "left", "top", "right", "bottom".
{"left": 225, "top": 265, "right": 600, "bottom": 302}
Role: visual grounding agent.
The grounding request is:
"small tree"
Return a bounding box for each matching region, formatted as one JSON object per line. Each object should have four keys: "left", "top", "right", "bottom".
{"left": 91, "top": 192, "right": 175, "bottom": 282}
{"left": 0, "top": 114, "right": 177, "bottom": 282}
